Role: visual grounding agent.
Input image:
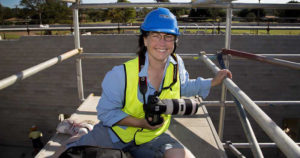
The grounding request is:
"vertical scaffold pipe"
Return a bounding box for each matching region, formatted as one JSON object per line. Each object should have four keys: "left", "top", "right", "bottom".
{"left": 73, "top": 1, "right": 84, "bottom": 101}
{"left": 225, "top": 5, "right": 232, "bottom": 49}
{"left": 218, "top": 3, "right": 233, "bottom": 140}
{"left": 199, "top": 51, "right": 300, "bottom": 158}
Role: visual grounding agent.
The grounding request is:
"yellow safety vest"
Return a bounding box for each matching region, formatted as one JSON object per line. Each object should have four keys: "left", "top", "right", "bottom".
{"left": 112, "top": 55, "right": 180, "bottom": 145}
{"left": 28, "top": 131, "right": 42, "bottom": 139}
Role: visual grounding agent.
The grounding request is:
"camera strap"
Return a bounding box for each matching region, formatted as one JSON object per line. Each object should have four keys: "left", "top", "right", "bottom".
{"left": 138, "top": 54, "right": 147, "bottom": 104}
{"left": 138, "top": 53, "right": 178, "bottom": 104}
{"left": 162, "top": 53, "right": 178, "bottom": 91}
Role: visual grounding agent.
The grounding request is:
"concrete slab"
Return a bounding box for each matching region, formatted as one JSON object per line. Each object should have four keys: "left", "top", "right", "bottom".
{"left": 168, "top": 105, "right": 227, "bottom": 158}
{"left": 36, "top": 94, "right": 226, "bottom": 158}
{"left": 0, "top": 145, "right": 32, "bottom": 158}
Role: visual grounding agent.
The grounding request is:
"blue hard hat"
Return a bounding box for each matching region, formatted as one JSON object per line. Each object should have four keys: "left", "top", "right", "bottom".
{"left": 141, "top": 8, "right": 180, "bottom": 36}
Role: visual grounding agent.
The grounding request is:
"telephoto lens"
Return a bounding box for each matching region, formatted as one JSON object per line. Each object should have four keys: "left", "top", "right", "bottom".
{"left": 161, "top": 99, "right": 199, "bottom": 115}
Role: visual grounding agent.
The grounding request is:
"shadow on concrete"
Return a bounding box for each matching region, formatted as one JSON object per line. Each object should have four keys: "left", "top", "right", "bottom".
{"left": 169, "top": 111, "right": 226, "bottom": 158}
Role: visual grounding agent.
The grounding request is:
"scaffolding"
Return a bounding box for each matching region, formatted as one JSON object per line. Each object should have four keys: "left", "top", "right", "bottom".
{"left": 0, "top": 1, "right": 300, "bottom": 158}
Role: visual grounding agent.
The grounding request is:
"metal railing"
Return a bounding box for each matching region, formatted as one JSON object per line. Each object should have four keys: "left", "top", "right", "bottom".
{"left": 225, "top": 141, "right": 246, "bottom": 158}
{"left": 202, "top": 100, "right": 300, "bottom": 106}
{"left": 72, "top": 2, "right": 300, "bottom": 10}
{"left": 223, "top": 142, "right": 300, "bottom": 148}
{"left": 73, "top": 4, "right": 84, "bottom": 101}
{"left": 222, "top": 49, "right": 300, "bottom": 70}
{"left": 1, "top": 25, "right": 300, "bottom": 33}
{"left": 79, "top": 51, "right": 300, "bottom": 157}
{"left": 0, "top": 48, "right": 82, "bottom": 91}
{"left": 199, "top": 51, "right": 300, "bottom": 158}
{"left": 79, "top": 53, "right": 300, "bottom": 59}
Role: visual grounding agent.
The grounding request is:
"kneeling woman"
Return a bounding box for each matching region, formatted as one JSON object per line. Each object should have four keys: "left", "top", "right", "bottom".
{"left": 54, "top": 8, "right": 232, "bottom": 158}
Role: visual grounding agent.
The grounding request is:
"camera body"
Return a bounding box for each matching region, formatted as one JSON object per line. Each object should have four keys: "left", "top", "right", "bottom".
{"left": 144, "top": 95, "right": 200, "bottom": 126}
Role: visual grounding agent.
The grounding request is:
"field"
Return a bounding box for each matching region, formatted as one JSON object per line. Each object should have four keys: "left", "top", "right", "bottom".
{"left": 1, "top": 29, "right": 300, "bottom": 40}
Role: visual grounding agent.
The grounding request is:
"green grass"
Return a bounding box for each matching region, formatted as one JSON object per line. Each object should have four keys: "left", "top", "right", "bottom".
{"left": 1, "top": 29, "right": 300, "bottom": 40}
{"left": 181, "top": 29, "right": 300, "bottom": 35}
{"left": 231, "top": 29, "right": 300, "bottom": 35}
{"left": 268, "top": 30, "right": 300, "bottom": 35}
{"left": 83, "top": 20, "right": 112, "bottom": 24}
{"left": 1, "top": 33, "right": 21, "bottom": 39}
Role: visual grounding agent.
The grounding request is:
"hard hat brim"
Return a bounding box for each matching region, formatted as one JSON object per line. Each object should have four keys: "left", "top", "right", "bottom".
{"left": 141, "top": 28, "right": 180, "bottom": 36}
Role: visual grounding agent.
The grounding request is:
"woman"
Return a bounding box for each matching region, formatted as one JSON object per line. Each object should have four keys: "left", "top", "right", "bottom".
{"left": 56, "top": 8, "right": 232, "bottom": 158}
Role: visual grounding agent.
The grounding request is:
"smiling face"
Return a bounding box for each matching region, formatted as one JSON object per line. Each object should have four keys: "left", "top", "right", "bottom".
{"left": 144, "top": 32, "right": 176, "bottom": 63}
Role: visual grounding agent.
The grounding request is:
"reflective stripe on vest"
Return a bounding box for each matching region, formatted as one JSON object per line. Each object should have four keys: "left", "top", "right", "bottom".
{"left": 112, "top": 56, "right": 180, "bottom": 145}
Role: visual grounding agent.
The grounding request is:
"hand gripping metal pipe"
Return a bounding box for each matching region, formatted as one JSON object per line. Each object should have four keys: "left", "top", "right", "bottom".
{"left": 217, "top": 52, "right": 263, "bottom": 158}
{"left": 199, "top": 51, "right": 300, "bottom": 158}
{"left": 218, "top": 5, "right": 232, "bottom": 140}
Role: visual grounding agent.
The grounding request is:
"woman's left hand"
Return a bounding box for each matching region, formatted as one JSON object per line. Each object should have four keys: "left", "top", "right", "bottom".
{"left": 211, "top": 69, "right": 232, "bottom": 87}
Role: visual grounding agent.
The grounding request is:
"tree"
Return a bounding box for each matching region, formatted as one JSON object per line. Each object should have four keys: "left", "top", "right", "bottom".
{"left": 170, "top": 8, "right": 190, "bottom": 18}
{"left": 19, "top": 0, "right": 72, "bottom": 24}
{"left": 246, "top": 12, "right": 256, "bottom": 22}
{"left": 0, "top": 4, "right": 4, "bottom": 24}
{"left": 237, "top": 9, "right": 266, "bottom": 22}
{"left": 42, "top": 1, "right": 71, "bottom": 24}
{"left": 84, "top": 9, "right": 105, "bottom": 22}
{"left": 189, "top": 8, "right": 225, "bottom": 21}
{"left": 275, "top": 1, "right": 300, "bottom": 22}
{"left": 16, "top": 7, "right": 32, "bottom": 20}
{"left": 0, "top": 4, "right": 14, "bottom": 25}
{"left": 106, "top": 0, "right": 136, "bottom": 23}
{"left": 189, "top": 8, "right": 210, "bottom": 19}
{"left": 20, "top": 0, "right": 45, "bottom": 24}
{"left": 136, "top": 7, "right": 151, "bottom": 19}
{"left": 208, "top": 8, "right": 226, "bottom": 20}
{"left": 237, "top": 9, "right": 265, "bottom": 18}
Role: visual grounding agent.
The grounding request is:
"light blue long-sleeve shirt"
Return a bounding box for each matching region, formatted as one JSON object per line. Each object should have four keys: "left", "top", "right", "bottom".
{"left": 96, "top": 52, "right": 212, "bottom": 143}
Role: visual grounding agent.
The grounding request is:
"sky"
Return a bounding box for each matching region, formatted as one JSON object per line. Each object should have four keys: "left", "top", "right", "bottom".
{"left": 0, "top": 0, "right": 296, "bottom": 8}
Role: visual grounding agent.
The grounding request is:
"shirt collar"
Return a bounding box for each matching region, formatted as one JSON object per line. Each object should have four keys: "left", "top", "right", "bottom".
{"left": 138, "top": 52, "right": 177, "bottom": 77}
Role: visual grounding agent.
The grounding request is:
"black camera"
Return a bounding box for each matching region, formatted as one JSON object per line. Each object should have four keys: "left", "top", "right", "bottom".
{"left": 144, "top": 95, "right": 200, "bottom": 126}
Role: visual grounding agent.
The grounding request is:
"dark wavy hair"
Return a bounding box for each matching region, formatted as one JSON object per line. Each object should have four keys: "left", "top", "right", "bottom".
{"left": 136, "top": 30, "right": 178, "bottom": 57}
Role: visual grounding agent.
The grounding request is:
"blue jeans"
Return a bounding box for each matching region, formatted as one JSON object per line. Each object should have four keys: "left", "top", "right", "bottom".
{"left": 67, "top": 123, "right": 183, "bottom": 158}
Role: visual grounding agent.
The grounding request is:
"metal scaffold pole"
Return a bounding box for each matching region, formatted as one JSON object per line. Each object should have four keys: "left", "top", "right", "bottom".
{"left": 74, "top": 2, "right": 300, "bottom": 9}
{"left": 199, "top": 52, "right": 300, "bottom": 158}
{"left": 0, "top": 49, "right": 81, "bottom": 91}
{"left": 218, "top": 3, "right": 232, "bottom": 140}
{"left": 73, "top": 0, "right": 84, "bottom": 101}
{"left": 222, "top": 7, "right": 263, "bottom": 157}
{"left": 234, "top": 98, "right": 264, "bottom": 158}
{"left": 222, "top": 49, "right": 300, "bottom": 70}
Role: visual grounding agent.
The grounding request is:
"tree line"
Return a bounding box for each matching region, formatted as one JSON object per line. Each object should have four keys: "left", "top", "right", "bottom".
{"left": 0, "top": 0, "right": 299, "bottom": 25}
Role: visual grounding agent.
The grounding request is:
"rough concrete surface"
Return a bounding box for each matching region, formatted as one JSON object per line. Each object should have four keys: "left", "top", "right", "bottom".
{"left": 0, "top": 35, "right": 299, "bottom": 157}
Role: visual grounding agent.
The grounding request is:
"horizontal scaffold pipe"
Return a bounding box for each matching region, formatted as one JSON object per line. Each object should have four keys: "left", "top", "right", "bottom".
{"left": 0, "top": 48, "right": 82, "bottom": 91}
{"left": 202, "top": 100, "right": 300, "bottom": 106}
{"left": 223, "top": 142, "right": 300, "bottom": 148}
{"left": 73, "top": 2, "right": 300, "bottom": 10}
{"left": 1, "top": 26, "right": 300, "bottom": 32}
{"left": 79, "top": 53, "right": 217, "bottom": 59}
{"left": 79, "top": 53, "right": 300, "bottom": 59}
{"left": 222, "top": 49, "right": 300, "bottom": 70}
{"left": 225, "top": 141, "right": 246, "bottom": 158}
{"left": 182, "top": 25, "right": 300, "bottom": 30}
{"left": 199, "top": 51, "right": 300, "bottom": 158}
